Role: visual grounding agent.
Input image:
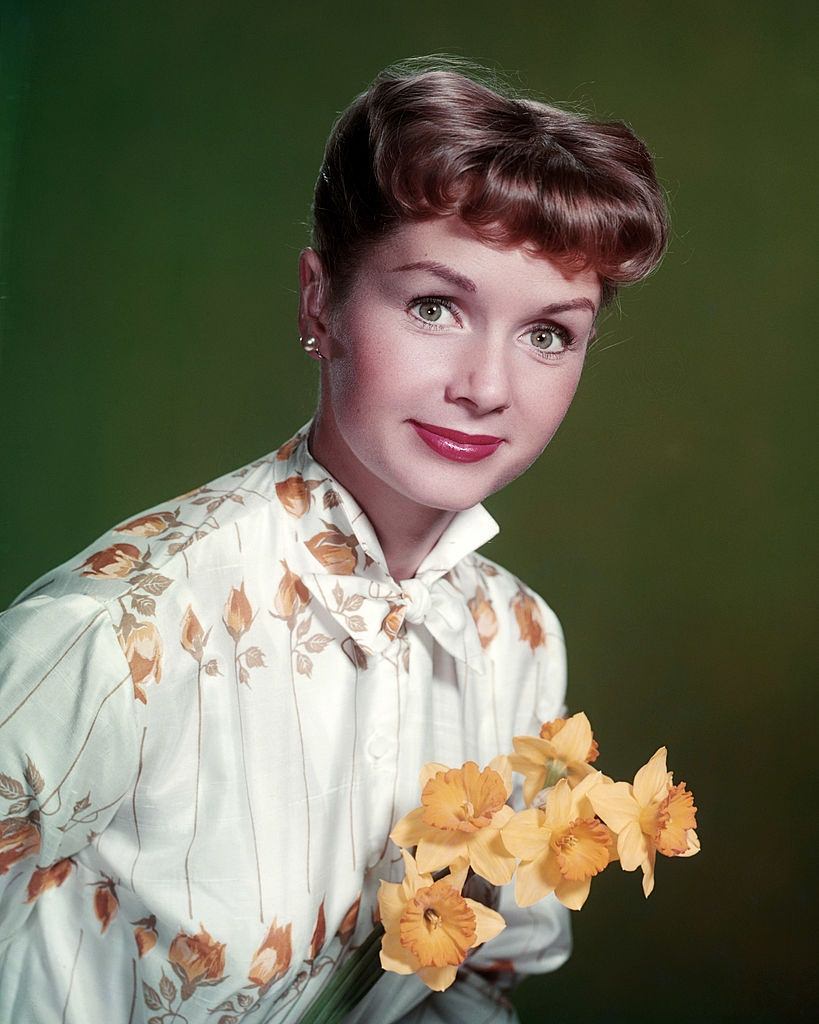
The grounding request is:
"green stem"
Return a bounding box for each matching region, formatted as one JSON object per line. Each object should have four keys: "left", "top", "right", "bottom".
{"left": 300, "top": 923, "right": 385, "bottom": 1024}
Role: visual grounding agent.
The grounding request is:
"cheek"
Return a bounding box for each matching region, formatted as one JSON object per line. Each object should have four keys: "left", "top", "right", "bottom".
{"left": 515, "top": 362, "right": 585, "bottom": 445}
{"left": 332, "top": 312, "right": 426, "bottom": 404}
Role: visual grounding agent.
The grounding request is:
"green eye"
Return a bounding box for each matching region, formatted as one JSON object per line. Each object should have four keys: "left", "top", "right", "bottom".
{"left": 417, "top": 301, "right": 444, "bottom": 322}
{"left": 529, "top": 328, "right": 562, "bottom": 350}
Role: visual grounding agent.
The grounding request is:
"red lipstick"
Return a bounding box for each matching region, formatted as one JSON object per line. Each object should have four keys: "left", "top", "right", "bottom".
{"left": 410, "top": 420, "right": 503, "bottom": 463}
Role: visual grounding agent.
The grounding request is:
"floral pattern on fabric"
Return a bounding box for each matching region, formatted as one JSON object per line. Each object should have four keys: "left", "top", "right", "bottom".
{"left": 0, "top": 418, "right": 569, "bottom": 1023}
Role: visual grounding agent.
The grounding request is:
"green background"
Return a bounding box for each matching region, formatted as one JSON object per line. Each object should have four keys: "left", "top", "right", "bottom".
{"left": 1, "top": 2, "right": 816, "bottom": 1021}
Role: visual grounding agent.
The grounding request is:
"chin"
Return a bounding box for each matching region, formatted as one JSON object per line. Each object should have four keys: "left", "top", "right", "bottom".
{"left": 388, "top": 470, "right": 495, "bottom": 513}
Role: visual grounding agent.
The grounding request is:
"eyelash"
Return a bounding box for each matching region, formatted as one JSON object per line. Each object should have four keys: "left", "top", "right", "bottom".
{"left": 406, "top": 295, "right": 577, "bottom": 362}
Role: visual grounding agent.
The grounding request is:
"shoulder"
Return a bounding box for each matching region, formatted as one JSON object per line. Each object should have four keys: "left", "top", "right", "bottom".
{"left": 0, "top": 591, "right": 135, "bottom": 714}
{"left": 453, "top": 552, "right": 568, "bottom": 723}
{"left": 9, "top": 427, "right": 306, "bottom": 613}
{"left": 455, "top": 552, "right": 565, "bottom": 651}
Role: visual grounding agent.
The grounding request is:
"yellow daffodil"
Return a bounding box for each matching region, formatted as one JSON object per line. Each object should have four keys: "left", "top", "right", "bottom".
{"left": 500, "top": 772, "right": 614, "bottom": 910}
{"left": 378, "top": 850, "right": 505, "bottom": 991}
{"left": 390, "top": 759, "right": 516, "bottom": 885}
{"left": 508, "top": 712, "right": 600, "bottom": 806}
{"left": 587, "top": 746, "right": 699, "bottom": 897}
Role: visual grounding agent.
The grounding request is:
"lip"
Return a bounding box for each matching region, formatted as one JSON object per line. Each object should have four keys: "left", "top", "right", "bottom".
{"left": 410, "top": 420, "right": 503, "bottom": 444}
{"left": 409, "top": 420, "right": 503, "bottom": 464}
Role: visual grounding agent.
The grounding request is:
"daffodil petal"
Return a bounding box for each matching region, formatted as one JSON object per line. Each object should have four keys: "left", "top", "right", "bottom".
{"left": 417, "top": 964, "right": 459, "bottom": 992}
{"left": 680, "top": 829, "right": 701, "bottom": 857}
{"left": 419, "top": 762, "right": 450, "bottom": 790}
{"left": 544, "top": 778, "right": 573, "bottom": 827}
{"left": 398, "top": 848, "right": 433, "bottom": 901}
{"left": 522, "top": 772, "right": 546, "bottom": 808}
{"left": 415, "top": 831, "right": 467, "bottom": 874}
{"left": 587, "top": 781, "right": 640, "bottom": 834}
{"left": 466, "top": 899, "right": 506, "bottom": 946}
{"left": 500, "top": 808, "right": 546, "bottom": 861}
{"left": 467, "top": 825, "right": 516, "bottom": 885}
{"left": 567, "top": 761, "right": 597, "bottom": 788}
{"left": 514, "top": 851, "right": 561, "bottom": 908}
{"left": 568, "top": 771, "right": 605, "bottom": 817}
{"left": 377, "top": 880, "right": 406, "bottom": 931}
{"left": 445, "top": 857, "right": 470, "bottom": 892}
{"left": 380, "top": 930, "right": 417, "bottom": 975}
{"left": 617, "top": 820, "right": 648, "bottom": 872}
{"left": 488, "top": 754, "right": 513, "bottom": 796}
{"left": 552, "top": 712, "right": 593, "bottom": 764}
{"left": 633, "top": 747, "right": 669, "bottom": 806}
{"left": 555, "top": 875, "right": 592, "bottom": 911}
{"left": 512, "top": 735, "right": 555, "bottom": 764}
{"left": 390, "top": 807, "right": 427, "bottom": 849}
{"left": 491, "top": 803, "right": 515, "bottom": 828}
{"left": 641, "top": 845, "right": 657, "bottom": 898}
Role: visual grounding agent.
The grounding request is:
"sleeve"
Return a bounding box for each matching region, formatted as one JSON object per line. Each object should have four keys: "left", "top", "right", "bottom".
{"left": 0, "top": 592, "right": 141, "bottom": 946}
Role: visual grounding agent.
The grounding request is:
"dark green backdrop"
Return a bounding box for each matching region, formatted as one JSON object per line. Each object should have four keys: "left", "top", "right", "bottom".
{"left": 1, "top": 2, "right": 816, "bottom": 1021}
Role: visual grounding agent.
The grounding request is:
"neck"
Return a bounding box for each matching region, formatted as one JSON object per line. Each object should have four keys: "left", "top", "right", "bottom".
{"left": 307, "top": 408, "right": 457, "bottom": 582}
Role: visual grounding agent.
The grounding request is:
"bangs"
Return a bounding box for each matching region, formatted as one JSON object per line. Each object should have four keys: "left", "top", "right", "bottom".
{"left": 314, "top": 65, "right": 668, "bottom": 308}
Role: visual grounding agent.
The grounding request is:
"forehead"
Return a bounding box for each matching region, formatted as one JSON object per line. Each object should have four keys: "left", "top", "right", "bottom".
{"left": 368, "top": 215, "right": 601, "bottom": 302}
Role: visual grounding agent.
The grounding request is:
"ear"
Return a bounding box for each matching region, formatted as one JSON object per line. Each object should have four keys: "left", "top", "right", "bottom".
{"left": 298, "top": 247, "right": 333, "bottom": 345}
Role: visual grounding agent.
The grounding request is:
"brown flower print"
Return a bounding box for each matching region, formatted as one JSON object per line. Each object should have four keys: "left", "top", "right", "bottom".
{"left": 272, "top": 560, "right": 311, "bottom": 625}
{"left": 115, "top": 511, "right": 179, "bottom": 537}
{"left": 336, "top": 892, "right": 361, "bottom": 945}
{"left": 92, "top": 875, "right": 119, "bottom": 933}
{"left": 341, "top": 638, "right": 369, "bottom": 671}
{"left": 275, "top": 475, "right": 321, "bottom": 518}
{"left": 275, "top": 433, "right": 303, "bottom": 461}
{"left": 305, "top": 521, "right": 359, "bottom": 575}
{"left": 468, "top": 585, "right": 499, "bottom": 649}
{"left": 180, "top": 605, "right": 206, "bottom": 662}
{"left": 78, "top": 543, "right": 143, "bottom": 579}
{"left": 248, "top": 918, "right": 293, "bottom": 992}
{"left": 120, "top": 622, "right": 163, "bottom": 703}
{"left": 381, "top": 602, "right": 405, "bottom": 643}
{"left": 169, "top": 924, "right": 226, "bottom": 999}
{"left": 25, "top": 856, "right": 75, "bottom": 902}
{"left": 0, "top": 816, "right": 40, "bottom": 874}
{"left": 223, "top": 582, "right": 253, "bottom": 641}
{"left": 511, "top": 587, "right": 546, "bottom": 651}
{"left": 134, "top": 915, "right": 158, "bottom": 957}
{"left": 307, "top": 899, "right": 326, "bottom": 962}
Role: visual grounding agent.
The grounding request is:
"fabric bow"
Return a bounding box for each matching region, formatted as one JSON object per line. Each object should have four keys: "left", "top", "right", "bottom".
{"left": 301, "top": 572, "right": 486, "bottom": 674}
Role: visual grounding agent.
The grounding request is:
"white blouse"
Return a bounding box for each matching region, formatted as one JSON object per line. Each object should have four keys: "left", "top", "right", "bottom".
{"left": 0, "top": 418, "right": 571, "bottom": 1023}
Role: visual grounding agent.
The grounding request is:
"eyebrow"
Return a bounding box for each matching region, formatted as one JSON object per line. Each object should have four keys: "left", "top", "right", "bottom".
{"left": 388, "top": 260, "right": 598, "bottom": 316}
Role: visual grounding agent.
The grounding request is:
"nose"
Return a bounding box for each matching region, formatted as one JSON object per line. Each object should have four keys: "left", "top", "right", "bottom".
{"left": 444, "top": 332, "right": 511, "bottom": 414}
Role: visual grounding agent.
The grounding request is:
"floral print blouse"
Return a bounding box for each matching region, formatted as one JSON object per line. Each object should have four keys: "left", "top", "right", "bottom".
{"left": 0, "top": 419, "right": 571, "bottom": 1023}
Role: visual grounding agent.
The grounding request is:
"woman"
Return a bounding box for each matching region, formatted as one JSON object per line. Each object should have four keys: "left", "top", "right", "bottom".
{"left": 0, "top": 59, "right": 667, "bottom": 1022}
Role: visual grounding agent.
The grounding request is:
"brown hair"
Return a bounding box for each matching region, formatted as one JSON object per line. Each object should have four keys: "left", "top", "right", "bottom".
{"left": 311, "top": 56, "right": 668, "bottom": 312}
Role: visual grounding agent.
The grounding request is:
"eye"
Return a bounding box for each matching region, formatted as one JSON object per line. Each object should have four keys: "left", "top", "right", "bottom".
{"left": 408, "top": 296, "right": 458, "bottom": 329}
{"left": 526, "top": 324, "right": 574, "bottom": 360}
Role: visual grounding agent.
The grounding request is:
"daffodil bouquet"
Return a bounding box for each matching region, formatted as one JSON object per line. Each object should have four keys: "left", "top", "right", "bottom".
{"left": 301, "top": 713, "right": 700, "bottom": 1022}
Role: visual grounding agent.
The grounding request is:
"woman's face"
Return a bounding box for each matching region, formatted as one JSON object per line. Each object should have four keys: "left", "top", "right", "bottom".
{"left": 305, "top": 215, "right": 601, "bottom": 512}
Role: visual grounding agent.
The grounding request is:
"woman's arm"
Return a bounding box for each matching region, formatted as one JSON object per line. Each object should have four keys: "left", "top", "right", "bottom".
{"left": 0, "top": 592, "right": 140, "bottom": 946}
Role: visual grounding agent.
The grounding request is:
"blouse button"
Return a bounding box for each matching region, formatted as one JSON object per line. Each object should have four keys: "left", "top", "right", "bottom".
{"left": 366, "top": 733, "right": 393, "bottom": 760}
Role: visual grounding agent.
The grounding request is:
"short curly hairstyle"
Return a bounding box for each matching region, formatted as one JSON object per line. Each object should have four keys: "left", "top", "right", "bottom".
{"left": 311, "top": 56, "right": 668, "bottom": 313}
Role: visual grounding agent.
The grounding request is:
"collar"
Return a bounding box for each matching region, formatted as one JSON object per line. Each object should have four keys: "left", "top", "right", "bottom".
{"left": 273, "top": 418, "right": 500, "bottom": 673}
{"left": 279, "top": 417, "right": 500, "bottom": 588}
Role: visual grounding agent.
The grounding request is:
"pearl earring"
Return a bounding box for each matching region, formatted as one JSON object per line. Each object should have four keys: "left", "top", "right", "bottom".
{"left": 300, "top": 335, "right": 323, "bottom": 359}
